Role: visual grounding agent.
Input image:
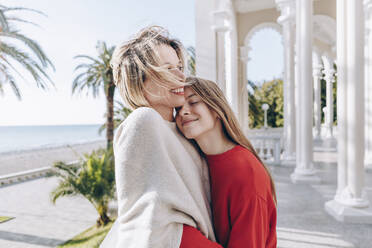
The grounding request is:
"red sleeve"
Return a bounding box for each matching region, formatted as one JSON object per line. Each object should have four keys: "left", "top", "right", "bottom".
{"left": 179, "top": 224, "right": 223, "bottom": 248}
{"left": 227, "top": 194, "right": 275, "bottom": 248}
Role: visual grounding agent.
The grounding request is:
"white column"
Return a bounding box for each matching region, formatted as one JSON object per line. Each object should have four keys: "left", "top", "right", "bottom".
{"left": 313, "top": 53, "right": 322, "bottom": 140}
{"left": 276, "top": 0, "right": 296, "bottom": 163}
{"left": 195, "top": 0, "right": 217, "bottom": 80}
{"left": 212, "top": 10, "right": 229, "bottom": 95}
{"left": 212, "top": 7, "right": 239, "bottom": 115}
{"left": 335, "top": 0, "right": 348, "bottom": 200}
{"left": 322, "top": 56, "right": 336, "bottom": 139}
{"left": 365, "top": 0, "right": 372, "bottom": 169}
{"left": 325, "top": 0, "right": 372, "bottom": 224}
{"left": 295, "top": 52, "right": 301, "bottom": 166}
{"left": 345, "top": 0, "right": 366, "bottom": 206}
{"left": 291, "top": 0, "right": 320, "bottom": 183}
{"left": 239, "top": 46, "right": 251, "bottom": 135}
{"left": 295, "top": 1, "right": 301, "bottom": 170}
{"left": 224, "top": 2, "right": 239, "bottom": 115}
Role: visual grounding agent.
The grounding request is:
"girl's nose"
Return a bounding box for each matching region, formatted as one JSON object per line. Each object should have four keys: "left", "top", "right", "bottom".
{"left": 179, "top": 104, "right": 190, "bottom": 116}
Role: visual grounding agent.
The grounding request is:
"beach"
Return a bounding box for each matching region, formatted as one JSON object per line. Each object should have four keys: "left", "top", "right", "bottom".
{"left": 0, "top": 140, "right": 106, "bottom": 176}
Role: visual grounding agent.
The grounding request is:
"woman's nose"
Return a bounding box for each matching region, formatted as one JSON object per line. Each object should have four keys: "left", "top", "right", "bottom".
{"left": 175, "top": 69, "right": 186, "bottom": 82}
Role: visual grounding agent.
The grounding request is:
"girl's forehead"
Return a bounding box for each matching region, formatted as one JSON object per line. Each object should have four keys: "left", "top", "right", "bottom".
{"left": 184, "top": 87, "right": 196, "bottom": 97}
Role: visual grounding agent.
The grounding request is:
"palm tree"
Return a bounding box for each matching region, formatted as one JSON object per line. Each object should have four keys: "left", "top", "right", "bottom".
{"left": 0, "top": 5, "right": 54, "bottom": 99}
{"left": 72, "top": 41, "right": 115, "bottom": 149}
{"left": 99, "top": 100, "right": 132, "bottom": 135}
{"left": 51, "top": 148, "right": 115, "bottom": 227}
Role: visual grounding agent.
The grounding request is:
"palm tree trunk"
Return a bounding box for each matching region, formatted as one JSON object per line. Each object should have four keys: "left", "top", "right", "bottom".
{"left": 97, "top": 204, "right": 111, "bottom": 227}
{"left": 105, "top": 82, "right": 115, "bottom": 150}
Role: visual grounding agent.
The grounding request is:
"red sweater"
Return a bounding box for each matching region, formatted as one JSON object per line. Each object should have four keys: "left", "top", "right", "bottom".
{"left": 180, "top": 145, "right": 277, "bottom": 248}
{"left": 207, "top": 145, "right": 277, "bottom": 248}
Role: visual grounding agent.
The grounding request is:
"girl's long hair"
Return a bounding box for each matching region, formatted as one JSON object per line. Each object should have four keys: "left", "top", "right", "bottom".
{"left": 186, "top": 76, "right": 277, "bottom": 204}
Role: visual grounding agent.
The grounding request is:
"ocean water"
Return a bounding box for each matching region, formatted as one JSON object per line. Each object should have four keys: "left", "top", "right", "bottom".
{"left": 0, "top": 124, "right": 105, "bottom": 154}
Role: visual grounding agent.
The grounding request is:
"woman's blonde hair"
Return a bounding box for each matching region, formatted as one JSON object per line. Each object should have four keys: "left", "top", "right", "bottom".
{"left": 111, "top": 25, "right": 186, "bottom": 110}
{"left": 185, "top": 76, "right": 277, "bottom": 204}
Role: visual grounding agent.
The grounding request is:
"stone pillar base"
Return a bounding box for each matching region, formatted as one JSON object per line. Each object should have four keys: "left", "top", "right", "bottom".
{"left": 365, "top": 162, "right": 372, "bottom": 172}
{"left": 290, "top": 167, "right": 321, "bottom": 184}
{"left": 365, "top": 155, "right": 372, "bottom": 171}
{"left": 313, "top": 135, "right": 322, "bottom": 142}
{"left": 313, "top": 127, "right": 322, "bottom": 141}
{"left": 324, "top": 127, "right": 334, "bottom": 140}
{"left": 281, "top": 151, "right": 296, "bottom": 166}
{"left": 325, "top": 200, "right": 372, "bottom": 224}
{"left": 314, "top": 137, "right": 337, "bottom": 152}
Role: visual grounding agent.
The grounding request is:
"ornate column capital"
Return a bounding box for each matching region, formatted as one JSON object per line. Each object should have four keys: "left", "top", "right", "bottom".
{"left": 323, "top": 67, "right": 336, "bottom": 83}
{"left": 211, "top": 10, "right": 230, "bottom": 33}
{"left": 275, "top": 0, "right": 296, "bottom": 25}
{"left": 239, "top": 46, "right": 251, "bottom": 63}
{"left": 312, "top": 64, "right": 323, "bottom": 78}
{"left": 322, "top": 55, "right": 336, "bottom": 82}
{"left": 365, "top": 0, "right": 372, "bottom": 13}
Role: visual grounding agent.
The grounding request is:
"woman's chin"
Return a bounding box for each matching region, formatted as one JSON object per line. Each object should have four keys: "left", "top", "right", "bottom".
{"left": 171, "top": 99, "right": 186, "bottom": 108}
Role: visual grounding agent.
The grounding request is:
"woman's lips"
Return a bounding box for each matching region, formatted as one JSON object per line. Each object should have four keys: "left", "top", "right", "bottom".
{"left": 170, "top": 87, "right": 184, "bottom": 95}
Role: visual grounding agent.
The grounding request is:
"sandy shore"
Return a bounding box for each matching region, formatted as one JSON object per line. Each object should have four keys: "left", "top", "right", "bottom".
{"left": 0, "top": 140, "right": 106, "bottom": 176}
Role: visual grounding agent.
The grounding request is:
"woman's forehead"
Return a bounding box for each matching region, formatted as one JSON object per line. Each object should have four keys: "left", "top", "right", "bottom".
{"left": 157, "top": 44, "right": 180, "bottom": 65}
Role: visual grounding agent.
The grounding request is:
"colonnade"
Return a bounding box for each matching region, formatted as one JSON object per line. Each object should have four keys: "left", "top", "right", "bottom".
{"left": 209, "top": 0, "right": 372, "bottom": 222}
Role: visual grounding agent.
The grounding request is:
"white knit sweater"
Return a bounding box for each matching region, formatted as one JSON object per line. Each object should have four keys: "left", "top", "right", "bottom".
{"left": 100, "top": 107, "right": 215, "bottom": 248}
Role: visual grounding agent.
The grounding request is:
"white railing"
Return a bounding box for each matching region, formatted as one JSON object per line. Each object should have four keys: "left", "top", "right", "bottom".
{"left": 246, "top": 127, "right": 283, "bottom": 165}
{"left": 0, "top": 160, "right": 78, "bottom": 187}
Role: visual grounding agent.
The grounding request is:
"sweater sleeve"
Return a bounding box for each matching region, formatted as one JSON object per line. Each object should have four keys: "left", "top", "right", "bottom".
{"left": 180, "top": 225, "right": 223, "bottom": 248}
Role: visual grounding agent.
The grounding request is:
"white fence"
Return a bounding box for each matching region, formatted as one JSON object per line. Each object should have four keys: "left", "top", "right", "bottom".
{"left": 246, "top": 127, "right": 283, "bottom": 166}
{"left": 0, "top": 161, "right": 78, "bottom": 187}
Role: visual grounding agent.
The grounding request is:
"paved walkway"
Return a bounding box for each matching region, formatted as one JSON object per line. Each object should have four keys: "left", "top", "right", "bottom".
{"left": 275, "top": 151, "right": 372, "bottom": 248}
{"left": 0, "top": 177, "right": 97, "bottom": 248}
{"left": 0, "top": 150, "right": 371, "bottom": 247}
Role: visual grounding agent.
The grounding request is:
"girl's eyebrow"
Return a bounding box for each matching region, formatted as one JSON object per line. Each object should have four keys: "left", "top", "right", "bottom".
{"left": 186, "top": 93, "right": 197, "bottom": 99}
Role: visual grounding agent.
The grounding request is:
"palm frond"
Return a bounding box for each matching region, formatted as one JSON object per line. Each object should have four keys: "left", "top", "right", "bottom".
{"left": 0, "top": 65, "right": 21, "bottom": 98}
{"left": 0, "top": 5, "right": 54, "bottom": 98}
{"left": 1, "top": 6, "right": 45, "bottom": 15}
{"left": 0, "top": 43, "right": 52, "bottom": 90}
{"left": 50, "top": 181, "right": 77, "bottom": 204}
{"left": 5, "top": 16, "right": 41, "bottom": 28}
{"left": 0, "top": 8, "right": 9, "bottom": 31}
{"left": 2, "top": 30, "right": 54, "bottom": 70}
{"left": 74, "top": 54, "right": 101, "bottom": 64}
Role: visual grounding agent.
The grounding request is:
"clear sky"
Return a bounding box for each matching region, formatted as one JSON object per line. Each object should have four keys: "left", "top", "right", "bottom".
{"left": 0, "top": 0, "right": 283, "bottom": 126}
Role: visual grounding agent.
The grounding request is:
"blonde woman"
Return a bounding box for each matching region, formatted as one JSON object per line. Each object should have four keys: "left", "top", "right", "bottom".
{"left": 175, "top": 77, "right": 277, "bottom": 248}
{"left": 100, "top": 27, "right": 222, "bottom": 248}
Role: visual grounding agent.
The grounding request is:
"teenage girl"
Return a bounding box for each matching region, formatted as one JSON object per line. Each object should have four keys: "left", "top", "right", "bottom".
{"left": 176, "top": 77, "right": 277, "bottom": 248}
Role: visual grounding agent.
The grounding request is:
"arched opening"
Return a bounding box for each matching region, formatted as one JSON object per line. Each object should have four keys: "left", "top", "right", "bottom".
{"left": 245, "top": 25, "right": 284, "bottom": 129}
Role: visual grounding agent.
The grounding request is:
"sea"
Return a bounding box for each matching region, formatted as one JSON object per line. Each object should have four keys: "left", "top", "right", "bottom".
{"left": 0, "top": 124, "right": 105, "bottom": 154}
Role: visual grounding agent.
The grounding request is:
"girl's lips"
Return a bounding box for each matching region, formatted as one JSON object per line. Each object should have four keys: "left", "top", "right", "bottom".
{"left": 182, "top": 119, "right": 198, "bottom": 126}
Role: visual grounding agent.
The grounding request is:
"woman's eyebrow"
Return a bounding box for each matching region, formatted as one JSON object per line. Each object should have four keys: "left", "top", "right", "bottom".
{"left": 162, "top": 61, "right": 181, "bottom": 66}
